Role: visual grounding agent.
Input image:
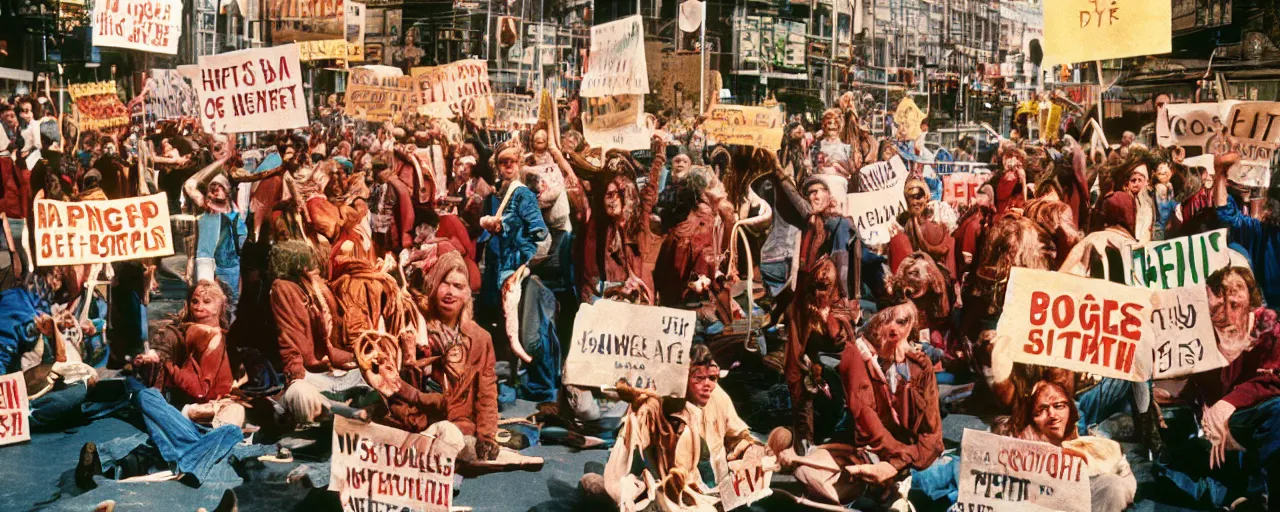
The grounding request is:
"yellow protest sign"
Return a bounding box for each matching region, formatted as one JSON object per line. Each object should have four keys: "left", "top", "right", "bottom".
{"left": 297, "top": 39, "right": 363, "bottom": 62}
{"left": 894, "top": 97, "right": 924, "bottom": 141}
{"left": 702, "top": 105, "right": 784, "bottom": 150}
{"left": 1043, "top": 0, "right": 1171, "bottom": 65}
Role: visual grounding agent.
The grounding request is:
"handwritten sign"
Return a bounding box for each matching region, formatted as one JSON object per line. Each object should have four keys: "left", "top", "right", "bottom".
{"left": 197, "top": 45, "right": 308, "bottom": 133}
{"left": 943, "top": 172, "right": 989, "bottom": 208}
{"left": 1043, "top": 0, "right": 1171, "bottom": 65}
{"left": 525, "top": 163, "right": 565, "bottom": 198}
{"left": 91, "top": 0, "right": 183, "bottom": 54}
{"left": 844, "top": 174, "right": 906, "bottom": 246}
{"left": 1150, "top": 286, "right": 1227, "bottom": 379}
{"left": 268, "top": 0, "right": 344, "bottom": 42}
{"left": 1157, "top": 103, "right": 1220, "bottom": 148}
{"left": 0, "top": 373, "right": 30, "bottom": 446}
{"left": 411, "top": 59, "right": 494, "bottom": 119}
{"left": 69, "top": 82, "right": 130, "bottom": 132}
{"left": 997, "top": 268, "right": 1152, "bottom": 382}
{"left": 297, "top": 39, "right": 363, "bottom": 62}
{"left": 564, "top": 300, "right": 695, "bottom": 397}
{"left": 1222, "top": 101, "right": 1280, "bottom": 187}
{"left": 701, "top": 105, "right": 784, "bottom": 150}
{"left": 493, "top": 93, "right": 538, "bottom": 129}
{"left": 858, "top": 156, "right": 909, "bottom": 193}
{"left": 345, "top": 2, "right": 366, "bottom": 54}
{"left": 581, "top": 15, "right": 648, "bottom": 97}
{"left": 894, "top": 97, "right": 925, "bottom": 141}
{"left": 346, "top": 68, "right": 416, "bottom": 122}
{"left": 145, "top": 69, "right": 198, "bottom": 120}
{"left": 717, "top": 453, "right": 776, "bottom": 511}
{"left": 582, "top": 95, "right": 652, "bottom": 151}
{"left": 958, "top": 429, "right": 1090, "bottom": 512}
{"left": 329, "top": 416, "right": 460, "bottom": 512}
{"left": 1128, "top": 229, "right": 1228, "bottom": 289}
{"left": 34, "top": 193, "right": 174, "bottom": 266}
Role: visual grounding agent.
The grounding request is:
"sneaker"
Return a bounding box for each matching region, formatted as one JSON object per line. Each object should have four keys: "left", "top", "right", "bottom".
{"left": 75, "top": 442, "right": 102, "bottom": 490}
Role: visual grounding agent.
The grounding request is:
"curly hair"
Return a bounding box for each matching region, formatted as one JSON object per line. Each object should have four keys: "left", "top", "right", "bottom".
{"left": 859, "top": 301, "right": 919, "bottom": 349}
{"left": 268, "top": 240, "right": 320, "bottom": 282}
{"left": 1000, "top": 379, "right": 1080, "bottom": 442}
{"left": 1208, "top": 266, "right": 1264, "bottom": 310}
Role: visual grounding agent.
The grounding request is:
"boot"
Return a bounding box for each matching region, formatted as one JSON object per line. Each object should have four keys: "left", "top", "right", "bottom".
{"left": 75, "top": 442, "right": 102, "bottom": 490}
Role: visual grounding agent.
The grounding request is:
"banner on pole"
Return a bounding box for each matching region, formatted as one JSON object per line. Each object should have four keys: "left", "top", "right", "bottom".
{"left": 268, "top": 0, "right": 344, "bottom": 43}
{"left": 1150, "top": 286, "right": 1228, "bottom": 380}
{"left": 582, "top": 95, "right": 652, "bottom": 151}
{"left": 68, "top": 81, "right": 130, "bottom": 132}
{"left": 197, "top": 45, "right": 308, "bottom": 134}
{"left": 91, "top": 0, "right": 183, "bottom": 55}
{"left": 1156, "top": 103, "right": 1220, "bottom": 148}
{"left": 345, "top": 68, "right": 416, "bottom": 123}
{"left": 1127, "top": 229, "right": 1229, "bottom": 290}
{"left": 329, "top": 416, "right": 459, "bottom": 512}
{"left": 958, "top": 429, "right": 1091, "bottom": 512}
{"left": 1043, "top": 0, "right": 1172, "bottom": 65}
{"left": 411, "top": 59, "right": 494, "bottom": 119}
{"left": 581, "top": 15, "right": 649, "bottom": 97}
{"left": 564, "top": 300, "right": 696, "bottom": 397}
{"left": 34, "top": 193, "right": 174, "bottom": 266}
{"left": 0, "top": 373, "right": 30, "bottom": 446}
{"left": 146, "top": 69, "right": 198, "bottom": 121}
{"left": 702, "top": 105, "right": 784, "bottom": 150}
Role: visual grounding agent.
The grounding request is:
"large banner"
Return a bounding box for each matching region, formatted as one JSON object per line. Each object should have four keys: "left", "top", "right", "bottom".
{"left": 197, "top": 45, "right": 308, "bottom": 133}
{"left": 1043, "top": 0, "right": 1171, "bottom": 65}
{"left": 146, "top": 69, "right": 198, "bottom": 120}
{"left": 1222, "top": 101, "right": 1280, "bottom": 188}
{"left": 345, "top": 68, "right": 417, "bottom": 123}
{"left": 958, "top": 429, "right": 1090, "bottom": 512}
{"left": 581, "top": 15, "right": 648, "bottom": 97}
{"left": 34, "top": 193, "right": 174, "bottom": 266}
{"left": 268, "top": 0, "right": 344, "bottom": 42}
{"left": 996, "top": 268, "right": 1152, "bottom": 382}
{"left": 582, "top": 95, "right": 652, "bottom": 151}
{"left": 1156, "top": 103, "right": 1220, "bottom": 148}
{"left": 1150, "top": 286, "right": 1227, "bottom": 379}
{"left": 564, "top": 300, "right": 696, "bottom": 397}
{"left": 69, "top": 82, "right": 130, "bottom": 132}
{"left": 0, "top": 373, "right": 30, "bottom": 446}
{"left": 702, "top": 105, "right": 784, "bottom": 150}
{"left": 411, "top": 59, "right": 494, "bottom": 119}
{"left": 91, "top": 0, "right": 183, "bottom": 54}
{"left": 844, "top": 167, "right": 907, "bottom": 246}
{"left": 329, "top": 416, "right": 459, "bottom": 512}
{"left": 1128, "top": 229, "right": 1229, "bottom": 289}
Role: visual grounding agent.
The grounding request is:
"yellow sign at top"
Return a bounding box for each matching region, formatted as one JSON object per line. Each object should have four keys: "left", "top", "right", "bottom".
{"left": 1043, "top": 0, "right": 1172, "bottom": 65}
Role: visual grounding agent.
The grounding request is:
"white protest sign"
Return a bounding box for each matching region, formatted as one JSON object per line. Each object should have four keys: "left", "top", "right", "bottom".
{"left": 493, "top": 93, "right": 538, "bottom": 129}
{"left": 1156, "top": 103, "right": 1220, "bottom": 148}
{"left": 1222, "top": 101, "right": 1280, "bottom": 188}
{"left": 412, "top": 59, "right": 494, "bottom": 119}
{"left": 582, "top": 95, "right": 652, "bottom": 151}
{"left": 91, "top": 0, "right": 183, "bottom": 55}
{"left": 958, "top": 429, "right": 1090, "bottom": 512}
{"left": 996, "top": 268, "right": 1152, "bottom": 382}
{"left": 844, "top": 175, "right": 906, "bottom": 246}
{"left": 1128, "top": 229, "right": 1228, "bottom": 289}
{"left": 1150, "top": 286, "right": 1227, "bottom": 379}
{"left": 717, "top": 453, "right": 776, "bottom": 511}
{"left": 197, "top": 45, "right": 308, "bottom": 133}
{"left": 329, "top": 416, "right": 460, "bottom": 512}
{"left": 1183, "top": 154, "right": 1216, "bottom": 172}
{"left": 564, "top": 300, "right": 695, "bottom": 397}
{"left": 525, "top": 163, "right": 565, "bottom": 198}
{"left": 857, "top": 155, "right": 908, "bottom": 193}
{"left": 942, "top": 172, "right": 989, "bottom": 208}
{"left": 0, "top": 373, "right": 30, "bottom": 446}
{"left": 34, "top": 193, "right": 175, "bottom": 266}
{"left": 581, "top": 15, "right": 649, "bottom": 97}
{"left": 146, "top": 69, "right": 198, "bottom": 120}
{"left": 345, "top": 2, "right": 366, "bottom": 53}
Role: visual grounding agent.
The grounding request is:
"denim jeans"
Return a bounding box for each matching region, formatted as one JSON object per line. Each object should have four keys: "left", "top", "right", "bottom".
{"left": 760, "top": 260, "right": 790, "bottom": 297}
{"left": 28, "top": 381, "right": 131, "bottom": 431}
{"left": 1077, "top": 378, "right": 1150, "bottom": 434}
{"left": 517, "top": 276, "right": 560, "bottom": 403}
{"left": 132, "top": 387, "right": 247, "bottom": 484}
{"left": 1155, "top": 396, "right": 1280, "bottom": 507}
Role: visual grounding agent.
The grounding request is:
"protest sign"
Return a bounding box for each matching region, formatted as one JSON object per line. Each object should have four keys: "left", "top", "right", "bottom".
{"left": 197, "top": 45, "right": 308, "bottom": 133}
{"left": 345, "top": 68, "right": 416, "bottom": 123}
{"left": 329, "top": 416, "right": 459, "bottom": 512}
{"left": 297, "top": 39, "right": 364, "bottom": 62}
{"left": 996, "top": 268, "right": 1152, "bottom": 382}
{"left": 581, "top": 15, "right": 648, "bottom": 97}
{"left": 69, "top": 82, "right": 130, "bottom": 132}
{"left": 1128, "top": 229, "right": 1228, "bottom": 289}
{"left": 858, "top": 156, "right": 909, "bottom": 193}
{"left": 525, "top": 163, "right": 564, "bottom": 197}
{"left": 0, "top": 373, "right": 30, "bottom": 446}
{"left": 1183, "top": 154, "right": 1215, "bottom": 172}
{"left": 1043, "top": 0, "right": 1171, "bottom": 65}
{"left": 942, "top": 172, "right": 989, "bottom": 208}
{"left": 1156, "top": 103, "right": 1220, "bottom": 148}
{"left": 145, "top": 69, "right": 198, "bottom": 120}
{"left": 564, "top": 299, "right": 696, "bottom": 397}
{"left": 1222, "top": 101, "right": 1280, "bottom": 187}
{"left": 1150, "top": 286, "right": 1227, "bottom": 379}
{"left": 582, "top": 95, "right": 652, "bottom": 151}
{"left": 958, "top": 429, "right": 1090, "bottom": 512}
{"left": 844, "top": 175, "right": 906, "bottom": 246}
{"left": 34, "top": 193, "right": 174, "bottom": 266}
{"left": 716, "top": 453, "right": 776, "bottom": 511}
{"left": 91, "top": 0, "right": 183, "bottom": 54}
{"left": 411, "top": 59, "right": 494, "bottom": 119}
{"left": 702, "top": 105, "right": 784, "bottom": 150}
{"left": 493, "top": 93, "right": 538, "bottom": 129}
{"left": 268, "top": 0, "right": 343, "bottom": 42}
{"left": 895, "top": 97, "right": 925, "bottom": 141}
{"left": 346, "top": 2, "right": 366, "bottom": 50}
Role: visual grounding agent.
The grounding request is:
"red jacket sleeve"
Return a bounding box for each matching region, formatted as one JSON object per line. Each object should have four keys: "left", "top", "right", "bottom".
{"left": 272, "top": 280, "right": 319, "bottom": 381}
{"left": 472, "top": 328, "right": 500, "bottom": 441}
{"left": 393, "top": 180, "right": 415, "bottom": 249}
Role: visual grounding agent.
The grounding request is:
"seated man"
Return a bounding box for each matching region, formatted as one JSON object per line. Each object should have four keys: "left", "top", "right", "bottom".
{"left": 578, "top": 344, "right": 765, "bottom": 510}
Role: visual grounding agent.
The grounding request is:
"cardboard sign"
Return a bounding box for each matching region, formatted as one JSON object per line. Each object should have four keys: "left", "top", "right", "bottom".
{"left": 34, "top": 193, "right": 174, "bottom": 266}
{"left": 1222, "top": 101, "right": 1280, "bottom": 187}
{"left": 411, "top": 59, "right": 494, "bottom": 119}
{"left": 717, "top": 453, "right": 776, "bottom": 511}
{"left": 943, "top": 172, "right": 989, "bottom": 208}
{"left": 329, "top": 416, "right": 459, "bottom": 512}
{"left": 1156, "top": 103, "right": 1220, "bottom": 148}
{"left": 857, "top": 156, "right": 909, "bottom": 193}
{"left": 581, "top": 15, "right": 649, "bottom": 97}
{"left": 91, "top": 0, "right": 183, "bottom": 54}
{"left": 268, "top": 0, "right": 344, "bottom": 42}
{"left": 958, "top": 429, "right": 1090, "bottom": 512}
{"left": 345, "top": 2, "right": 366, "bottom": 54}
{"left": 69, "top": 82, "right": 130, "bottom": 131}
{"left": 843, "top": 175, "right": 906, "bottom": 246}
{"left": 197, "top": 45, "right": 308, "bottom": 134}
{"left": 493, "top": 93, "right": 538, "bottom": 129}
{"left": 894, "top": 97, "right": 925, "bottom": 141}
{"left": 0, "top": 373, "right": 30, "bottom": 446}
{"left": 996, "top": 268, "right": 1152, "bottom": 382}
{"left": 702, "top": 105, "right": 784, "bottom": 150}
{"left": 525, "top": 163, "right": 564, "bottom": 198}
{"left": 145, "top": 69, "right": 198, "bottom": 120}
{"left": 564, "top": 300, "right": 695, "bottom": 397}
{"left": 582, "top": 95, "right": 652, "bottom": 151}
{"left": 1043, "top": 0, "right": 1172, "bottom": 65}
{"left": 345, "top": 68, "right": 416, "bottom": 123}
{"left": 1128, "top": 229, "right": 1228, "bottom": 289}
{"left": 297, "top": 39, "right": 363, "bottom": 62}
{"left": 1150, "top": 286, "right": 1227, "bottom": 379}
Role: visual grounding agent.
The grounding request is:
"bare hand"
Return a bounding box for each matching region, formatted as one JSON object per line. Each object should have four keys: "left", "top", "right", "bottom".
{"left": 845, "top": 461, "right": 898, "bottom": 484}
{"left": 1203, "top": 400, "right": 1237, "bottom": 469}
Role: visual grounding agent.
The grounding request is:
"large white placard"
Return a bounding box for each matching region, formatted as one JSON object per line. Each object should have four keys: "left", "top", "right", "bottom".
{"left": 0, "top": 373, "right": 30, "bottom": 446}
{"left": 843, "top": 170, "right": 907, "bottom": 246}
{"left": 329, "top": 416, "right": 460, "bottom": 512}
{"left": 34, "top": 193, "right": 175, "bottom": 266}
{"left": 581, "top": 15, "right": 649, "bottom": 97}
{"left": 564, "top": 300, "right": 695, "bottom": 397}
{"left": 1156, "top": 103, "right": 1221, "bottom": 148}
{"left": 197, "top": 45, "right": 308, "bottom": 133}
{"left": 1127, "top": 229, "right": 1229, "bottom": 290}
{"left": 92, "top": 0, "right": 184, "bottom": 55}
{"left": 1149, "top": 286, "right": 1227, "bottom": 379}
{"left": 958, "top": 429, "right": 1091, "bottom": 512}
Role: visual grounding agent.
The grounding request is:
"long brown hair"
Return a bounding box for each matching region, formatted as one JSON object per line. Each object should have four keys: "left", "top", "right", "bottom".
{"left": 415, "top": 251, "right": 473, "bottom": 323}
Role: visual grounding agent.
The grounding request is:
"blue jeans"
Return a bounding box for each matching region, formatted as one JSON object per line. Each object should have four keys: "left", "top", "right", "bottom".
{"left": 760, "top": 260, "right": 790, "bottom": 297}
{"left": 28, "top": 381, "right": 131, "bottom": 431}
{"left": 1077, "top": 378, "right": 1150, "bottom": 434}
{"left": 516, "top": 276, "right": 560, "bottom": 403}
{"left": 1156, "top": 396, "right": 1280, "bottom": 507}
{"left": 132, "top": 387, "right": 249, "bottom": 484}
{"left": 214, "top": 264, "right": 240, "bottom": 309}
